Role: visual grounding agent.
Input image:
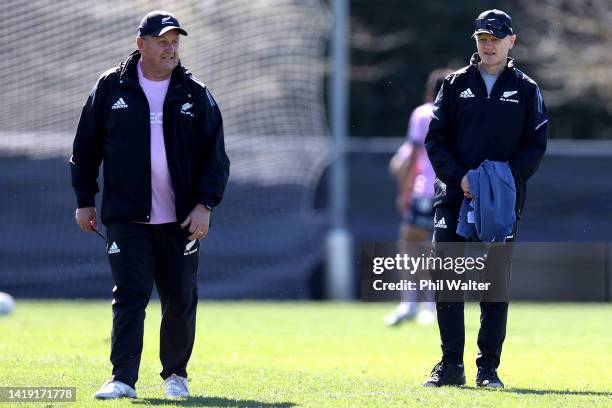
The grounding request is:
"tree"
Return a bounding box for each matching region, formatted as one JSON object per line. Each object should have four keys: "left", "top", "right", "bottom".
{"left": 347, "top": 0, "right": 612, "bottom": 139}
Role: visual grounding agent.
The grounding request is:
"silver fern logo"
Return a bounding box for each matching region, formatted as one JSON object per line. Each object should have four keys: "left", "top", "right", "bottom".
{"left": 181, "top": 102, "right": 194, "bottom": 117}
{"left": 184, "top": 240, "right": 198, "bottom": 255}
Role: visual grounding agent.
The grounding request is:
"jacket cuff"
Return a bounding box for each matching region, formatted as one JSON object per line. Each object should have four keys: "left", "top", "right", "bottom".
{"left": 451, "top": 167, "right": 468, "bottom": 187}
{"left": 197, "top": 196, "right": 216, "bottom": 210}
{"left": 508, "top": 162, "right": 522, "bottom": 185}
{"left": 77, "top": 195, "right": 95, "bottom": 208}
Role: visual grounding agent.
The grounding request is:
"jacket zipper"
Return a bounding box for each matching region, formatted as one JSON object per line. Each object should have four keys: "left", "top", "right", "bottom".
{"left": 119, "top": 77, "right": 153, "bottom": 222}
{"left": 473, "top": 65, "right": 510, "bottom": 154}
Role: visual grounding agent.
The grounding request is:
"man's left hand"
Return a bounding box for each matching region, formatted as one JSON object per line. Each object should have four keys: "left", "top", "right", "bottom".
{"left": 180, "top": 204, "right": 211, "bottom": 240}
{"left": 461, "top": 174, "right": 473, "bottom": 199}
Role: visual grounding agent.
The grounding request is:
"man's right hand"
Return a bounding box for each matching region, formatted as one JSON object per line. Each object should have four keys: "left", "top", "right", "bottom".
{"left": 75, "top": 207, "right": 97, "bottom": 232}
{"left": 461, "top": 175, "right": 473, "bottom": 199}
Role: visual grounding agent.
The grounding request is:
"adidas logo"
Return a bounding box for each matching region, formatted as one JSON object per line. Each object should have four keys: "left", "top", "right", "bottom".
{"left": 111, "top": 98, "right": 128, "bottom": 110}
{"left": 434, "top": 217, "right": 447, "bottom": 229}
{"left": 459, "top": 88, "right": 475, "bottom": 98}
{"left": 180, "top": 102, "right": 194, "bottom": 117}
{"left": 184, "top": 240, "right": 198, "bottom": 256}
{"left": 108, "top": 241, "right": 121, "bottom": 254}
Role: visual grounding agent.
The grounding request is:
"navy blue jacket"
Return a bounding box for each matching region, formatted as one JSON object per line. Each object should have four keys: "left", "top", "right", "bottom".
{"left": 425, "top": 53, "right": 548, "bottom": 217}
{"left": 457, "top": 160, "right": 516, "bottom": 243}
{"left": 71, "top": 51, "right": 230, "bottom": 225}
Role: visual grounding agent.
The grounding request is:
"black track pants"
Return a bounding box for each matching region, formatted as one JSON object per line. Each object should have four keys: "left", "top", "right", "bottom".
{"left": 105, "top": 221, "right": 199, "bottom": 388}
{"left": 432, "top": 205, "right": 514, "bottom": 369}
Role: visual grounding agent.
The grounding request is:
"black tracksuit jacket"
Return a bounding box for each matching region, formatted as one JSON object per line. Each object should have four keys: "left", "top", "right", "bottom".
{"left": 71, "top": 51, "right": 230, "bottom": 225}
{"left": 425, "top": 53, "right": 548, "bottom": 217}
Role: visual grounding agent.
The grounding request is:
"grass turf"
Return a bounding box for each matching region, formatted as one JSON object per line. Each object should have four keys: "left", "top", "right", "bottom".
{"left": 0, "top": 302, "right": 611, "bottom": 407}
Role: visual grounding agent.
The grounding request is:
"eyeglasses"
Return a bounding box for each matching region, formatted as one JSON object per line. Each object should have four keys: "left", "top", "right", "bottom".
{"left": 474, "top": 18, "right": 512, "bottom": 34}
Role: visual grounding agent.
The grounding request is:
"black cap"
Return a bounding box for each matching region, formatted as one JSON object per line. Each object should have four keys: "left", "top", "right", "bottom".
{"left": 138, "top": 10, "right": 188, "bottom": 37}
{"left": 472, "top": 9, "right": 513, "bottom": 39}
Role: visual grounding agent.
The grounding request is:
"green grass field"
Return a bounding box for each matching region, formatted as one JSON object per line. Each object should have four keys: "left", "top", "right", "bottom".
{"left": 0, "top": 302, "right": 611, "bottom": 407}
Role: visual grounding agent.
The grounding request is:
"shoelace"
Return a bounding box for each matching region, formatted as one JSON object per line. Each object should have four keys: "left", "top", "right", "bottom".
{"left": 167, "top": 382, "right": 186, "bottom": 391}
{"left": 164, "top": 376, "right": 188, "bottom": 393}
{"left": 479, "top": 368, "right": 499, "bottom": 382}
{"left": 430, "top": 362, "right": 447, "bottom": 380}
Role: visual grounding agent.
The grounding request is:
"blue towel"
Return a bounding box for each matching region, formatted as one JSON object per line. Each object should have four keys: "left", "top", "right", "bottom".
{"left": 456, "top": 160, "right": 516, "bottom": 243}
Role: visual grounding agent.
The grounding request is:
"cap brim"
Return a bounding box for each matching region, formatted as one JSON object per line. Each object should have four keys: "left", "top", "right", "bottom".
{"left": 156, "top": 26, "right": 188, "bottom": 36}
{"left": 471, "top": 29, "right": 507, "bottom": 39}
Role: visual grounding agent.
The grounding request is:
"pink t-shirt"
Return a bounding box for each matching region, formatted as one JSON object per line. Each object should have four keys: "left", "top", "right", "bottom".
{"left": 406, "top": 102, "right": 435, "bottom": 198}
{"left": 137, "top": 61, "right": 176, "bottom": 224}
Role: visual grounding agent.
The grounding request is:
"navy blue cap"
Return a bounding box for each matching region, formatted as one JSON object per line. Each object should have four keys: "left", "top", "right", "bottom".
{"left": 138, "top": 10, "right": 187, "bottom": 37}
{"left": 472, "top": 9, "right": 513, "bottom": 39}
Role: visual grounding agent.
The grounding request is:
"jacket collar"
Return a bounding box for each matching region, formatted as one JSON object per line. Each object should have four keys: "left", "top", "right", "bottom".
{"left": 469, "top": 52, "right": 516, "bottom": 69}
{"left": 118, "top": 50, "right": 189, "bottom": 89}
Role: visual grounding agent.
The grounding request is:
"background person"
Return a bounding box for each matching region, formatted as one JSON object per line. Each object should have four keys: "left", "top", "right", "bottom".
{"left": 385, "top": 68, "right": 453, "bottom": 327}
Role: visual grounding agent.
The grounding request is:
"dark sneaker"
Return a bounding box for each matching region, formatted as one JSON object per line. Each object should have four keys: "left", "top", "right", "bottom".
{"left": 476, "top": 367, "right": 504, "bottom": 388}
{"left": 423, "top": 362, "right": 466, "bottom": 387}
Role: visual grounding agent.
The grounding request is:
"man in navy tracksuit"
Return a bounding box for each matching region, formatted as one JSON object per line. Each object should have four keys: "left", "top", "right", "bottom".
{"left": 423, "top": 9, "right": 548, "bottom": 388}
{"left": 71, "top": 11, "right": 230, "bottom": 399}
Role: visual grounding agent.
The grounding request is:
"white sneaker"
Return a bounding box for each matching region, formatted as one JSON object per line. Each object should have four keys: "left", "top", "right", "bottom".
{"left": 164, "top": 374, "right": 189, "bottom": 398}
{"left": 417, "top": 308, "right": 436, "bottom": 325}
{"left": 384, "top": 303, "right": 416, "bottom": 326}
{"left": 93, "top": 380, "right": 137, "bottom": 399}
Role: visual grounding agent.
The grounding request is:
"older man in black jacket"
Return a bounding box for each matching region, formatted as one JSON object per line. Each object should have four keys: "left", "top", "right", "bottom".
{"left": 70, "top": 10, "right": 229, "bottom": 399}
{"left": 423, "top": 9, "right": 547, "bottom": 388}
